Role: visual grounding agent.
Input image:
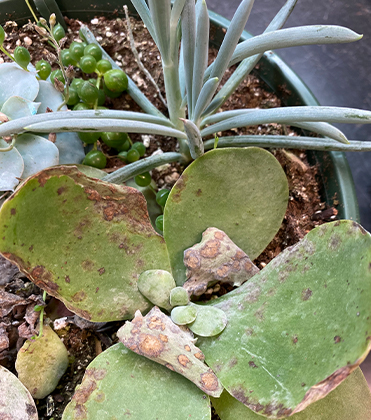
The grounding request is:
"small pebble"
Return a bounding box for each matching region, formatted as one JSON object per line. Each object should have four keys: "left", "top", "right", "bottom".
{"left": 91, "top": 18, "right": 99, "bottom": 24}
{"left": 24, "top": 36, "right": 32, "bottom": 46}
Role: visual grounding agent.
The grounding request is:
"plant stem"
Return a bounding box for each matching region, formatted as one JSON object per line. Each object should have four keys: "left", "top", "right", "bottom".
{"left": 0, "top": 135, "right": 17, "bottom": 152}
{"left": 102, "top": 152, "right": 183, "bottom": 184}
{"left": 0, "top": 45, "right": 15, "bottom": 62}
{"left": 38, "top": 290, "right": 47, "bottom": 338}
{"left": 25, "top": 0, "right": 39, "bottom": 23}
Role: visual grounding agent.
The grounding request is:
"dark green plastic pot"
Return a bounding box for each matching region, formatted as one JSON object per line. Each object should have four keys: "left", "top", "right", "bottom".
{"left": 0, "top": 0, "right": 359, "bottom": 221}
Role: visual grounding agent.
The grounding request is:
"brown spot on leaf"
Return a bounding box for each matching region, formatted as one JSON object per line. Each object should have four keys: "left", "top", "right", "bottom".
{"left": 25, "top": 403, "right": 37, "bottom": 416}
{"left": 301, "top": 288, "right": 312, "bottom": 301}
{"left": 229, "top": 357, "right": 238, "bottom": 368}
{"left": 72, "top": 290, "right": 87, "bottom": 302}
{"left": 138, "top": 333, "right": 164, "bottom": 358}
{"left": 87, "top": 368, "right": 107, "bottom": 381}
{"left": 94, "top": 391, "right": 105, "bottom": 403}
{"left": 184, "top": 250, "right": 201, "bottom": 269}
{"left": 166, "top": 363, "right": 175, "bottom": 371}
{"left": 249, "top": 361, "right": 258, "bottom": 368}
{"left": 200, "top": 239, "right": 221, "bottom": 258}
{"left": 10, "top": 208, "right": 16, "bottom": 215}
{"left": 57, "top": 186, "right": 67, "bottom": 195}
{"left": 334, "top": 336, "right": 342, "bottom": 344}
{"left": 196, "top": 188, "right": 202, "bottom": 196}
{"left": 98, "top": 267, "right": 105, "bottom": 276}
{"left": 84, "top": 187, "right": 101, "bottom": 201}
{"left": 73, "top": 377, "right": 97, "bottom": 405}
{"left": 31, "top": 265, "right": 59, "bottom": 292}
{"left": 214, "top": 231, "right": 225, "bottom": 240}
{"left": 178, "top": 354, "right": 191, "bottom": 367}
{"left": 65, "top": 276, "right": 70, "bottom": 283}
{"left": 200, "top": 371, "right": 219, "bottom": 391}
{"left": 81, "top": 260, "right": 95, "bottom": 271}
{"left": 37, "top": 172, "right": 51, "bottom": 187}
{"left": 194, "top": 352, "right": 204, "bottom": 360}
{"left": 329, "top": 233, "right": 341, "bottom": 251}
{"left": 216, "top": 264, "right": 231, "bottom": 278}
{"left": 293, "top": 335, "right": 298, "bottom": 344}
{"left": 159, "top": 334, "right": 168, "bottom": 342}
{"left": 148, "top": 316, "right": 166, "bottom": 331}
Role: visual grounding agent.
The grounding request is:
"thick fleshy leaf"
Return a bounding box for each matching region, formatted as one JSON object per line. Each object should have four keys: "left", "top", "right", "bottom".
{"left": 16, "top": 326, "right": 69, "bottom": 399}
{"left": 0, "top": 365, "right": 38, "bottom": 420}
{"left": 164, "top": 148, "right": 288, "bottom": 285}
{"left": 0, "top": 166, "right": 171, "bottom": 321}
{"left": 1, "top": 96, "right": 40, "bottom": 119}
{"left": 54, "top": 132, "right": 85, "bottom": 164}
{"left": 171, "top": 304, "right": 197, "bottom": 325}
{"left": 170, "top": 286, "right": 190, "bottom": 306}
{"left": 62, "top": 343, "right": 211, "bottom": 420}
{"left": 188, "top": 303, "right": 228, "bottom": 337}
{"left": 35, "top": 80, "right": 65, "bottom": 113}
{"left": 211, "top": 368, "right": 371, "bottom": 420}
{"left": 0, "top": 139, "right": 24, "bottom": 191}
{"left": 117, "top": 306, "right": 223, "bottom": 397}
{"left": 0, "top": 63, "right": 39, "bottom": 107}
{"left": 137, "top": 269, "right": 176, "bottom": 310}
{"left": 183, "top": 227, "right": 259, "bottom": 296}
{"left": 197, "top": 220, "right": 371, "bottom": 418}
{"left": 16, "top": 133, "right": 59, "bottom": 178}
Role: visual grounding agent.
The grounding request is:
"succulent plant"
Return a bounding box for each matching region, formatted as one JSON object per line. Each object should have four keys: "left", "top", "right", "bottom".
{"left": 2, "top": 0, "right": 371, "bottom": 419}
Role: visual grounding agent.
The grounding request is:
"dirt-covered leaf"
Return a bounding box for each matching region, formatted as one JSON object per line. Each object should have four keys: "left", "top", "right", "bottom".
{"left": 184, "top": 227, "right": 259, "bottom": 296}
{"left": 0, "top": 365, "right": 38, "bottom": 419}
{"left": 197, "top": 220, "right": 371, "bottom": 418}
{"left": 164, "top": 148, "right": 288, "bottom": 285}
{"left": 211, "top": 368, "right": 371, "bottom": 420}
{"left": 0, "top": 166, "right": 171, "bottom": 321}
{"left": 62, "top": 343, "right": 211, "bottom": 420}
{"left": 117, "top": 306, "right": 223, "bottom": 397}
{"left": 16, "top": 325, "right": 69, "bottom": 399}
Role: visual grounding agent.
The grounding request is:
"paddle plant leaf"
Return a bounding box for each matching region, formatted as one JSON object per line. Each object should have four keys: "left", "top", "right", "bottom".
{"left": 62, "top": 343, "right": 211, "bottom": 420}
{"left": 196, "top": 220, "right": 371, "bottom": 418}
{"left": 0, "top": 139, "right": 24, "bottom": 192}
{"left": 211, "top": 368, "right": 371, "bottom": 420}
{"left": 183, "top": 227, "right": 259, "bottom": 296}
{"left": 0, "top": 63, "right": 39, "bottom": 107}
{"left": 117, "top": 306, "right": 223, "bottom": 397}
{"left": 170, "top": 286, "right": 190, "bottom": 306}
{"left": 164, "top": 148, "right": 288, "bottom": 285}
{"left": 0, "top": 166, "right": 171, "bottom": 321}
{"left": 15, "top": 133, "right": 59, "bottom": 178}
{"left": 188, "top": 303, "right": 228, "bottom": 337}
{"left": 171, "top": 304, "right": 197, "bottom": 325}
{"left": 15, "top": 325, "right": 69, "bottom": 399}
{"left": 0, "top": 365, "right": 38, "bottom": 420}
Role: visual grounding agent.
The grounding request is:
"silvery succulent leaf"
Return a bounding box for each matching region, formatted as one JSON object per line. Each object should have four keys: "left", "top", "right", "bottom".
{"left": 0, "top": 63, "right": 39, "bottom": 107}
{"left": 15, "top": 133, "right": 59, "bottom": 178}
{"left": 0, "top": 139, "right": 23, "bottom": 192}
{"left": 35, "top": 80, "right": 66, "bottom": 113}
{"left": 54, "top": 132, "right": 85, "bottom": 164}
{"left": 1, "top": 96, "right": 40, "bottom": 120}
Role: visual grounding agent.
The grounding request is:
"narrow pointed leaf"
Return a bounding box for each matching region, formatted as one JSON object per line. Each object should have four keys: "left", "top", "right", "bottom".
{"left": 201, "top": 106, "right": 371, "bottom": 137}
{"left": 193, "top": 77, "right": 219, "bottom": 123}
{"left": 211, "top": 368, "right": 371, "bottom": 420}
{"left": 0, "top": 166, "right": 171, "bottom": 321}
{"left": 0, "top": 366, "right": 38, "bottom": 420}
{"left": 164, "top": 148, "right": 288, "bottom": 285}
{"left": 203, "top": 136, "right": 371, "bottom": 152}
{"left": 117, "top": 307, "right": 223, "bottom": 397}
{"left": 148, "top": 0, "right": 171, "bottom": 64}
{"left": 24, "top": 118, "right": 187, "bottom": 138}
{"left": 210, "top": 0, "right": 254, "bottom": 81}
{"left": 197, "top": 220, "right": 371, "bottom": 418}
{"left": 181, "top": 0, "right": 196, "bottom": 114}
{"left": 130, "top": 0, "right": 158, "bottom": 44}
{"left": 181, "top": 118, "right": 204, "bottom": 159}
{"left": 192, "top": 0, "right": 209, "bottom": 114}
{"left": 62, "top": 343, "right": 211, "bottom": 420}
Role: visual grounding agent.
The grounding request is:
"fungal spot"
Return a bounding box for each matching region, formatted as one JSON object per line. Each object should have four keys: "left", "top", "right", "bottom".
{"left": 329, "top": 234, "right": 341, "bottom": 251}
{"left": 245, "top": 328, "right": 254, "bottom": 336}
{"left": 84, "top": 187, "right": 101, "bottom": 201}
{"left": 81, "top": 260, "right": 95, "bottom": 271}
{"left": 26, "top": 403, "right": 37, "bottom": 416}
{"left": 165, "top": 363, "right": 175, "bottom": 371}
{"left": 194, "top": 352, "right": 204, "bottom": 360}
{"left": 196, "top": 189, "right": 202, "bottom": 196}
{"left": 178, "top": 354, "right": 191, "bottom": 367}
{"left": 147, "top": 316, "right": 165, "bottom": 331}
{"left": 184, "top": 250, "right": 201, "bottom": 269}
{"left": 10, "top": 208, "right": 16, "bottom": 215}
{"left": 301, "top": 288, "right": 312, "bottom": 301}
{"left": 200, "top": 239, "right": 221, "bottom": 258}
{"left": 229, "top": 357, "right": 238, "bottom": 368}
{"left": 200, "top": 371, "right": 219, "bottom": 391}
{"left": 249, "top": 361, "right": 258, "bottom": 368}
{"left": 184, "top": 345, "right": 191, "bottom": 352}
{"left": 65, "top": 275, "right": 70, "bottom": 283}
{"left": 292, "top": 335, "right": 298, "bottom": 344}
{"left": 301, "top": 383, "right": 306, "bottom": 387}
{"left": 334, "top": 336, "right": 342, "bottom": 344}
{"left": 214, "top": 231, "right": 225, "bottom": 240}
{"left": 94, "top": 391, "right": 105, "bottom": 403}
{"left": 98, "top": 267, "right": 105, "bottom": 276}
{"left": 57, "top": 186, "right": 67, "bottom": 195}
{"left": 72, "top": 290, "right": 87, "bottom": 302}
{"left": 138, "top": 333, "right": 164, "bottom": 357}
{"left": 159, "top": 334, "right": 168, "bottom": 342}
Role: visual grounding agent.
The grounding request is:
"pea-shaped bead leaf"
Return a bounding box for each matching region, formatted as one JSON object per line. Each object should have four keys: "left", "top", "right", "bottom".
{"left": 164, "top": 148, "right": 288, "bottom": 285}
{"left": 0, "top": 166, "right": 171, "bottom": 321}
{"left": 62, "top": 343, "right": 211, "bottom": 420}
{"left": 197, "top": 220, "right": 371, "bottom": 418}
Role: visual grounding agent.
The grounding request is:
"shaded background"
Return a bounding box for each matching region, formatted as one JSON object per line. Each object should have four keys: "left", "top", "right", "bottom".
{"left": 207, "top": 0, "right": 371, "bottom": 232}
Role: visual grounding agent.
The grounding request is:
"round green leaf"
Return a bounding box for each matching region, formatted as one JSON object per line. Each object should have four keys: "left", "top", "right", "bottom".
{"left": 189, "top": 304, "right": 228, "bottom": 337}
{"left": 171, "top": 304, "right": 198, "bottom": 325}
{"left": 62, "top": 343, "right": 211, "bottom": 420}
{"left": 163, "top": 148, "right": 288, "bottom": 285}
{"left": 0, "top": 139, "right": 24, "bottom": 191}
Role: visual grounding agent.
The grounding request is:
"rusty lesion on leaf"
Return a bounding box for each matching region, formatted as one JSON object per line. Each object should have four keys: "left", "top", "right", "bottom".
{"left": 117, "top": 307, "right": 223, "bottom": 397}
{"left": 301, "top": 288, "right": 312, "bottom": 301}
{"left": 183, "top": 228, "right": 259, "bottom": 296}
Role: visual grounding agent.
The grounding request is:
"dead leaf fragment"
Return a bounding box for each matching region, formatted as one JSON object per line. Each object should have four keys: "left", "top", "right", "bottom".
{"left": 184, "top": 227, "right": 259, "bottom": 296}
{"left": 117, "top": 307, "right": 223, "bottom": 397}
